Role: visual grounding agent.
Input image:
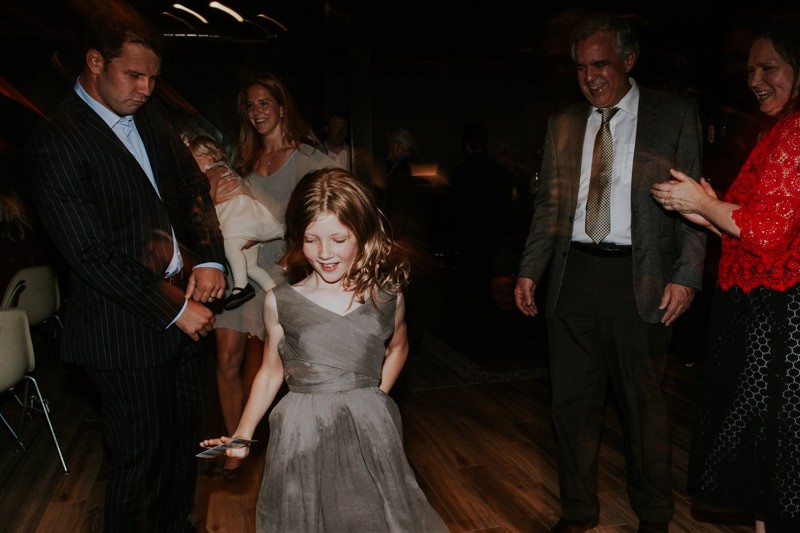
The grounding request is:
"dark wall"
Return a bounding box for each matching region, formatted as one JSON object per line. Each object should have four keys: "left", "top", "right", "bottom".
{"left": 0, "top": 1, "right": 793, "bottom": 190}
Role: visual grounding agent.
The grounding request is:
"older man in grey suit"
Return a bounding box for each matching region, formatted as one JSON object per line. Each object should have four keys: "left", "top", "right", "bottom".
{"left": 514, "top": 13, "right": 706, "bottom": 533}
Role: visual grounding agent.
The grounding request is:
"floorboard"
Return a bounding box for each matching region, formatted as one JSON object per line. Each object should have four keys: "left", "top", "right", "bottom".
{"left": 0, "top": 307, "right": 760, "bottom": 532}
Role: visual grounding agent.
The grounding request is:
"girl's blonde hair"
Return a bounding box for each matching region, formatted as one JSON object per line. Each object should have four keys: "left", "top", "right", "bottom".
{"left": 187, "top": 135, "right": 225, "bottom": 163}
{"left": 280, "top": 167, "right": 410, "bottom": 302}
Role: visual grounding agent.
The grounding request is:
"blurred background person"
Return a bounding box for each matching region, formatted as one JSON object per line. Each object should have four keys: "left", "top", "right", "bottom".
{"left": 380, "top": 126, "right": 437, "bottom": 355}
{"left": 448, "top": 120, "right": 514, "bottom": 325}
{"left": 382, "top": 127, "right": 424, "bottom": 243}
{"left": 0, "top": 179, "right": 51, "bottom": 293}
{"left": 321, "top": 110, "right": 351, "bottom": 171}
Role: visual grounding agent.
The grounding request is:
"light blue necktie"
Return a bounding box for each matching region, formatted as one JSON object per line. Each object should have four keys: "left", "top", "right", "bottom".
{"left": 118, "top": 116, "right": 133, "bottom": 136}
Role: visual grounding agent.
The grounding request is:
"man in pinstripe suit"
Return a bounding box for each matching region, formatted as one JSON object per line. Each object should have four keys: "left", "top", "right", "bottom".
{"left": 28, "top": 11, "right": 226, "bottom": 532}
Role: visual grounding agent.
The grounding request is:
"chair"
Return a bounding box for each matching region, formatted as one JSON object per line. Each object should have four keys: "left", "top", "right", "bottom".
{"left": 2, "top": 265, "right": 63, "bottom": 360}
{"left": 1, "top": 265, "right": 61, "bottom": 326}
{"left": 0, "top": 308, "right": 68, "bottom": 472}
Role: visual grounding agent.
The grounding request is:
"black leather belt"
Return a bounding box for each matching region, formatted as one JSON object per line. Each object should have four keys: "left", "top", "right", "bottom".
{"left": 570, "top": 241, "right": 632, "bottom": 257}
{"left": 166, "top": 271, "right": 185, "bottom": 285}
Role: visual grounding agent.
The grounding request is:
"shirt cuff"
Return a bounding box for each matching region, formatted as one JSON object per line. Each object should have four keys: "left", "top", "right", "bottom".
{"left": 167, "top": 299, "right": 189, "bottom": 329}
{"left": 193, "top": 262, "right": 225, "bottom": 272}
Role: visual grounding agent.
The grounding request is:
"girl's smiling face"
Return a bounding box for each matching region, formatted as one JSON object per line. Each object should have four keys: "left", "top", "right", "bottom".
{"left": 303, "top": 211, "right": 357, "bottom": 285}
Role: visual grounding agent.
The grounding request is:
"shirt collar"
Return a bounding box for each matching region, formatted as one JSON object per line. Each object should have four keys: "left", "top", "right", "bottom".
{"left": 595, "top": 77, "right": 639, "bottom": 117}
{"left": 73, "top": 77, "right": 133, "bottom": 129}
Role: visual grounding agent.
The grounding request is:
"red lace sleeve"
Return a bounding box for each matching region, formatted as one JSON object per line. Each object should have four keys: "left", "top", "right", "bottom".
{"left": 732, "top": 115, "right": 800, "bottom": 259}
{"left": 720, "top": 113, "right": 800, "bottom": 292}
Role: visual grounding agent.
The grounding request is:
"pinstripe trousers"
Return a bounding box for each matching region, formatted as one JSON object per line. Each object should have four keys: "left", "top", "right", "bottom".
{"left": 87, "top": 338, "right": 212, "bottom": 533}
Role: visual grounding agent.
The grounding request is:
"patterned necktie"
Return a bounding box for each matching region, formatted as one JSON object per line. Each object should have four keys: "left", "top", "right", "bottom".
{"left": 118, "top": 116, "right": 133, "bottom": 136}
{"left": 585, "top": 107, "right": 619, "bottom": 243}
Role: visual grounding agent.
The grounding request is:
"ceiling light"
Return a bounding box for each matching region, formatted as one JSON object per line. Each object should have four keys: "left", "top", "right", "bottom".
{"left": 209, "top": 2, "right": 243, "bottom": 22}
{"left": 161, "top": 11, "right": 195, "bottom": 29}
{"left": 173, "top": 4, "right": 208, "bottom": 24}
{"left": 257, "top": 14, "right": 288, "bottom": 31}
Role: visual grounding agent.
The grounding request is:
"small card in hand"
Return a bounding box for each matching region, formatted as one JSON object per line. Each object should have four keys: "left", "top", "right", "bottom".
{"left": 196, "top": 437, "right": 257, "bottom": 459}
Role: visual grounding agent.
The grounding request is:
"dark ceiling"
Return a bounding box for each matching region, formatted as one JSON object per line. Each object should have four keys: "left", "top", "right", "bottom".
{"left": 0, "top": 0, "right": 795, "bottom": 176}
{"left": 0, "top": 0, "right": 585, "bottom": 77}
{"left": 1, "top": 0, "right": 782, "bottom": 79}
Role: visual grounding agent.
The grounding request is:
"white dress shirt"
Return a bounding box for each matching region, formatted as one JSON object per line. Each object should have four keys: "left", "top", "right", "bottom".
{"left": 571, "top": 79, "right": 640, "bottom": 245}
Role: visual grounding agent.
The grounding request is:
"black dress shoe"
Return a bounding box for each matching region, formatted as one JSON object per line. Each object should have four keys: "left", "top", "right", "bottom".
{"left": 549, "top": 517, "right": 599, "bottom": 533}
{"left": 224, "top": 283, "right": 255, "bottom": 310}
{"left": 638, "top": 521, "right": 669, "bottom": 533}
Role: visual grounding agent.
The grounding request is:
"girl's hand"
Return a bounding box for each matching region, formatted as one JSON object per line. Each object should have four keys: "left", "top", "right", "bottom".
{"left": 200, "top": 436, "right": 227, "bottom": 448}
{"left": 199, "top": 436, "right": 252, "bottom": 458}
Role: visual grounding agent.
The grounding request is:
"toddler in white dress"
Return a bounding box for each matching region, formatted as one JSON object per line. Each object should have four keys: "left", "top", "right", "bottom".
{"left": 188, "top": 135, "right": 284, "bottom": 309}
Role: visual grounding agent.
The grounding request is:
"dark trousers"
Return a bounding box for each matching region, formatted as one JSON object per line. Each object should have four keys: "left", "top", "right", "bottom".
{"left": 87, "top": 340, "right": 210, "bottom": 533}
{"left": 547, "top": 249, "right": 674, "bottom": 523}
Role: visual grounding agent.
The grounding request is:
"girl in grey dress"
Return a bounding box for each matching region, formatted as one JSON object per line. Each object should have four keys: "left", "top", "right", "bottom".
{"left": 202, "top": 168, "right": 447, "bottom": 532}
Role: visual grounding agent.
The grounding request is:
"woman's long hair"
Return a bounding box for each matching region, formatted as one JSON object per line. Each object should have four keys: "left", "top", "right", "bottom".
{"left": 280, "top": 168, "right": 410, "bottom": 303}
{"left": 231, "top": 73, "right": 321, "bottom": 175}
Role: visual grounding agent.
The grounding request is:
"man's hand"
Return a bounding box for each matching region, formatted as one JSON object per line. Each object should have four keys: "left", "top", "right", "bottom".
{"left": 514, "top": 277, "right": 539, "bottom": 317}
{"left": 659, "top": 283, "right": 695, "bottom": 326}
{"left": 186, "top": 267, "right": 226, "bottom": 303}
{"left": 175, "top": 299, "right": 215, "bottom": 341}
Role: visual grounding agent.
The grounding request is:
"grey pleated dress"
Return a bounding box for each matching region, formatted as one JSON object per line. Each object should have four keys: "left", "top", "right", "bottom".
{"left": 255, "top": 284, "right": 448, "bottom": 532}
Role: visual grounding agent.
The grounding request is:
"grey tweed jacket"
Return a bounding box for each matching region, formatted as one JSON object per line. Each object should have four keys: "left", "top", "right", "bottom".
{"left": 518, "top": 86, "right": 707, "bottom": 323}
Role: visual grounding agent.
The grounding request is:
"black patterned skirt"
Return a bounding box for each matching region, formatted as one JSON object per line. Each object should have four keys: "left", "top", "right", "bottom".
{"left": 689, "top": 283, "right": 800, "bottom": 529}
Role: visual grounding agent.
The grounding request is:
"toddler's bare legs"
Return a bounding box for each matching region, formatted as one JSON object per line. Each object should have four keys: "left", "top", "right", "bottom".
{"left": 243, "top": 244, "right": 275, "bottom": 291}
{"left": 224, "top": 237, "right": 250, "bottom": 290}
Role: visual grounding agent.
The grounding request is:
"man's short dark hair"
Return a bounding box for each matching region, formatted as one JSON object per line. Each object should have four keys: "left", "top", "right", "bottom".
{"left": 84, "top": 10, "right": 164, "bottom": 64}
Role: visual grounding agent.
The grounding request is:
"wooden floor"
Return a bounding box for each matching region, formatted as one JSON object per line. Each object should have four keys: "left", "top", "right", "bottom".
{"left": 0, "top": 308, "right": 757, "bottom": 533}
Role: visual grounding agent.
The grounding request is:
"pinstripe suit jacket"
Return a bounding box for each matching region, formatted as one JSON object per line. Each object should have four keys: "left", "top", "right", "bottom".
{"left": 517, "top": 87, "right": 707, "bottom": 323}
{"left": 28, "top": 92, "right": 226, "bottom": 369}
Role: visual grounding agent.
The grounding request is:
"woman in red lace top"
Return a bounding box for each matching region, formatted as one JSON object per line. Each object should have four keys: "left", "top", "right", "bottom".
{"left": 652, "top": 20, "right": 800, "bottom": 533}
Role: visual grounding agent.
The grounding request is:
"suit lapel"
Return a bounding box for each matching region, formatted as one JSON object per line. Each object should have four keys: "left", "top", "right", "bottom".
{"left": 567, "top": 105, "right": 591, "bottom": 209}
{"left": 66, "top": 94, "right": 161, "bottom": 199}
{"left": 135, "top": 111, "right": 167, "bottom": 192}
{"left": 631, "top": 88, "right": 658, "bottom": 197}
{"left": 66, "top": 95, "right": 139, "bottom": 169}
